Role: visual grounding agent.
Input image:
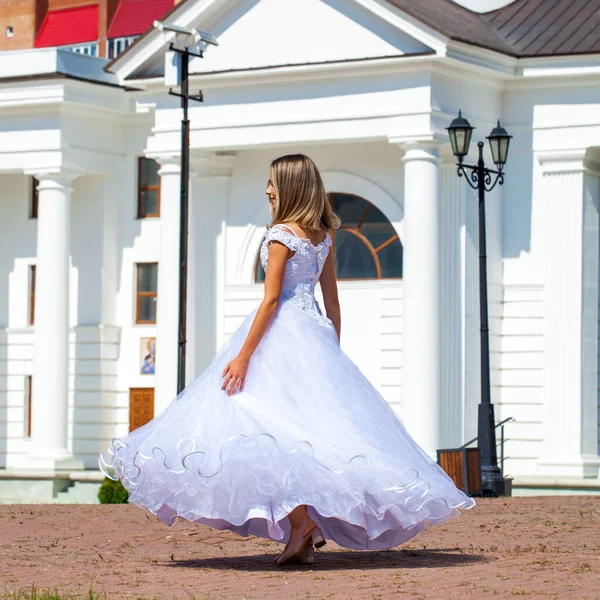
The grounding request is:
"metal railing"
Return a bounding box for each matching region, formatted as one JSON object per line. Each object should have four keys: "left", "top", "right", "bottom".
{"left": 461, "top": 417, "right": 515, "bottom": 476}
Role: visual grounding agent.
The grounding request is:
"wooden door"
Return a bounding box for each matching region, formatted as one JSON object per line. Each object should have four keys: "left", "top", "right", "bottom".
{"left": 129, "top": 388, "right": 154, "bottom": 432}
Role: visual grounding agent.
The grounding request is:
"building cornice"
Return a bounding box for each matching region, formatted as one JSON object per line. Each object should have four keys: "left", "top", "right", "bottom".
{"left": 124, "top": 46, "right": 600, "bottom": 98}
{"left": 445, "top": 40, "right": 517, "bottom": 78}
{"left": 0, "top": 48, "right": 120, "bottom": 86}
{"left": 0, "top": 77, "right": 136, "bottom": 117}
{"left": 517, "top": 53, "right": 600, "bottom": 78}
{"left": 127, "top": 52, "right": 437, "bottom": 91}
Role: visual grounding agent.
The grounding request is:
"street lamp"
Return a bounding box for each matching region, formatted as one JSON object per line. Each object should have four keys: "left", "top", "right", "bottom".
{"left": 153, "top": 20, "right": 218, "bottom": 395}
{"left": 447, "top": 110, "right": 512, "bottom": 497}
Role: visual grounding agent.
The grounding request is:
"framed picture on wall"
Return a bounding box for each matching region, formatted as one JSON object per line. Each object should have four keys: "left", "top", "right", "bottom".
{"left": 140, "top": 337, "right": 156, "bottom": 375}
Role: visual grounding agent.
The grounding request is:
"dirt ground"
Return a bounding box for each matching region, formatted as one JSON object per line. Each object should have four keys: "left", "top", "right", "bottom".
{"left": 0, "top": 496, "right": 599, "bottom": 599}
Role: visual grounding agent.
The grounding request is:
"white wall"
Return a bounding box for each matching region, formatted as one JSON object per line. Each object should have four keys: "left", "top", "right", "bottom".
{"left": 498, "top": 85, "right": 600, "bottom": 477}
{"left": 498, "top": 284, "right": 544, "bottom": 476}
{"left": 109, "top": 120, "right": 160, "bottom": 446}
{"left": 0, "top": 175, "right": 37, "bottom": 329}
{"left": 0, "top": 175, "right": 37, "bottom": 467}
{"left": 502, "top": 84, "right": 600, "bottom": 283}
{"left": 68, "top": 175, "right": 121, "bottom": 468}
{"left": 148, "top": 69, "right": 434, "bottom": 153}
{"left": 64, "top": 117, "right": 160, "bottom": 467}
{"left": 0, "top": 115, "right": 165, "bottom": 468}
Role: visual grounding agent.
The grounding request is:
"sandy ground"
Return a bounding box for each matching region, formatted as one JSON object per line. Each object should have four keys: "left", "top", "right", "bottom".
{"left": 0, "top": 496, "right": 599, "bottom": 599}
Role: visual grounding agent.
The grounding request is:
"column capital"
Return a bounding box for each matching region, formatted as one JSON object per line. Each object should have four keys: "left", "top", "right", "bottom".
{"left": 537, "top": 148, "right": 600, "bottom": 178}
{"left": 388, "top": 134, "right": 456, "bottom": 164}
{"left": 155, "top": 157, "right": 181, "bottom": 176}
{"left": 537, "top": 149, "right": 587, "bottom": 175}
{"left": 401, "top": 143, "right": 442, "bottom": 164}
{"left": 24, "top": 170, "right": 83, "bottom": 189}
{"left": 191, "top": 152, "right": 237, "bottom": 179}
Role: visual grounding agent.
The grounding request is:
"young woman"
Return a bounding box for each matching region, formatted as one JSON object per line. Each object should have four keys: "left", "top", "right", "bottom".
{"left": 100, "top": 154, "right": 474, "bottom": 566}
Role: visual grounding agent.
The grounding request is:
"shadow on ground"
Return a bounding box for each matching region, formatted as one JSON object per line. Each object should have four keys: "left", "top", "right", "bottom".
{"left": 168, "top": 548, "right": 488, "bottom": 571}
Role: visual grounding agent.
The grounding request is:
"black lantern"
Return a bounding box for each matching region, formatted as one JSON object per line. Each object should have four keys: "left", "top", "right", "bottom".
{"left": 486, "top": 120, "right": 512, "bottom": 169}
{"left": 446, "top": 110, "right": 474, "bottom": 161}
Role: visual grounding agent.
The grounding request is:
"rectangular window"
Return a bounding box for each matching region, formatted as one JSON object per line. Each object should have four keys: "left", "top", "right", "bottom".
{"left": 25, "top": 375, "right": 32, "bottom": 438}
{"left": 107, "top": 36, "right": 138, "bottom": 59}
{"left": 135, "top": 263, "right": 158, "bottom": 324}
{"left": 66, "top": 43, "right": 99, "bottom": 56}
{"left": 29, "top": 265, "right": 36, "bottom": 325}
{"left": 30, "top": 177, "right": 38, "bottom": 219}
{"left": 137, "top": 157, "right": 160, "bottom": 218}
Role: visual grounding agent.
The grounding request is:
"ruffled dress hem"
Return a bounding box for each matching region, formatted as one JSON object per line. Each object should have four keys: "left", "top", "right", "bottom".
{"left": 99, "top": 425, "right": 475, "bottom": 550}
{"left": 147, "top": 498, "right": 474, "bottom": 550}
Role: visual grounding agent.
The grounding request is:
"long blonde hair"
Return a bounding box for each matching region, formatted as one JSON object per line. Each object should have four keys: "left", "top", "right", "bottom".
{"left": 269, "top": 154, "right": 340, "bottom": 231}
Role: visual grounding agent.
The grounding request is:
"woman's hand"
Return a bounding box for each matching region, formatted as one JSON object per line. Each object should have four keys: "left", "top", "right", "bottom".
{"left": 221, "top": 355, "right": 250, "bottom": 396}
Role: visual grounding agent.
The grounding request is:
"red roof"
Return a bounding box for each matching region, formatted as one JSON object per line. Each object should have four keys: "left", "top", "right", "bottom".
{"left": 35, "top": 5, "right": 99, "bottom": 48}
{"left": 107, "top": 0, "right": 175, "bottom": 39}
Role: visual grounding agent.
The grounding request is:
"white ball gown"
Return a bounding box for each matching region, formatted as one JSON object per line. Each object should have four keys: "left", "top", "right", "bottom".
{"left": 99, "top": 224, "right": 475, "bottom": 550}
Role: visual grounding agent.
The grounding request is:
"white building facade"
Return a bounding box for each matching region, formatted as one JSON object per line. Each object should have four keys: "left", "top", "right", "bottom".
{"left": 1, "top": 0, "right": 600, "bottom": 500}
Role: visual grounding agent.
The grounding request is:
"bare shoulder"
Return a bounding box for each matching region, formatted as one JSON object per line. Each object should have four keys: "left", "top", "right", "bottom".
{"left": 282, "top": 222, "right": 329, "bottom": 246}
{"left": 279, "top": 221, "right": 303, "bottom": 237}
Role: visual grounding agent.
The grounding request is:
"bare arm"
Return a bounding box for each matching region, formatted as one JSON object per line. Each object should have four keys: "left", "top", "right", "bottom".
{"left": 319, "top": 236, "right": 341, "bottom": 342}
{"left": 221, "top": 240, "right": 290, "bottom": 395}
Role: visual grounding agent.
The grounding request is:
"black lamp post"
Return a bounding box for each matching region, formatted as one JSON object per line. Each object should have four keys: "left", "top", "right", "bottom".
{"left": 447, "top": 110, "right": 512, "bottom": 497}
{"left": 168, "top": 44, "right": 203, "bottom": 396}
{"left": 154, "top": 21, "right": 218, "bottom": 395}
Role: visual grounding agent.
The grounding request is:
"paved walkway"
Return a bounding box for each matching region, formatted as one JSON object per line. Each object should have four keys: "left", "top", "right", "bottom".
{"left": 1, "top": 496, "right": 599, "bottom": 599}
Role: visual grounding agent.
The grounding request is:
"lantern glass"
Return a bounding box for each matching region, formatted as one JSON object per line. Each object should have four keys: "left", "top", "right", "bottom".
{"left": 447, "top": 110, "right": 474, "bottom": 158}
{"left": 487, "top": 120, "right": 512, "bottom": 167}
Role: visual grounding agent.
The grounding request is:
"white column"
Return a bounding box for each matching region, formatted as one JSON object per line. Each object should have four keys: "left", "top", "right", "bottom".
{"left": 154, "top": 159, "right": 181, "bottom": 414}
{"left": 26, "top": 174, "right": 83, "bottom": 471}
{"left": 188, "top": 154, "right": 235, "bottom": 379}
{"left": 439, "top": 163, "right": 467, "bottom": 448}
{"left": 537, "top": 155, "right": 600, "bottom": 478}
{"left": 401, "top": 143, "right": 442, "bottom": 455}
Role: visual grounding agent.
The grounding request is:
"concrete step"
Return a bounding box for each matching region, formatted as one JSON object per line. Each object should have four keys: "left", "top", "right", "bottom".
{"left": 512, "top": 476, "right": 600, "bottom": 496}
{"left": 0, "top": 470, "right": 105, "bottom": 503}
{"left": 55, "top": 481, "right": 101, "bottom": 504}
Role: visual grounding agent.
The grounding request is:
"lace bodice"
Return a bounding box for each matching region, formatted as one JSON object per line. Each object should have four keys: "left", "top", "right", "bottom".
{"left": 260, "top": 224, "right": 333, "bottom": 327}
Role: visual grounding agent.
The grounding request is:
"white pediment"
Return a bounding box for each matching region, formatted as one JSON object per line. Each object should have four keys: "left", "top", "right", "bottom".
{"left": 112, "top": 0, "right": 444, "bottom": 82}
{"left": 188, "top": 0, "right": 432, "bottom": 74}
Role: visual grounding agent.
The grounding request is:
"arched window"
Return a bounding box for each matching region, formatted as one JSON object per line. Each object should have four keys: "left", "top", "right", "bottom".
{"left": 254, "top": 193, "right": 403, "bottom": 282}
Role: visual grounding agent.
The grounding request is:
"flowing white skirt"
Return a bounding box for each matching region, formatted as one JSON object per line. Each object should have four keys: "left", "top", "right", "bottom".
{"left": 99, "top": 302, "right": 475, "bottom": 550}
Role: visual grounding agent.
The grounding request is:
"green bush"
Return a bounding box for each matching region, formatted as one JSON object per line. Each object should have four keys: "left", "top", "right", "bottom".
{"left": 97, "top": 477, "right": 129, "bottom": 504}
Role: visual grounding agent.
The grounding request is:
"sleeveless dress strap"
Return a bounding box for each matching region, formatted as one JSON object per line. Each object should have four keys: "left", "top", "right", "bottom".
{"left": 264, "top": 225, "right": 303, "bottom": 255}
{"left": 275, "top": 224, "right": 300, "bottom": 238}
